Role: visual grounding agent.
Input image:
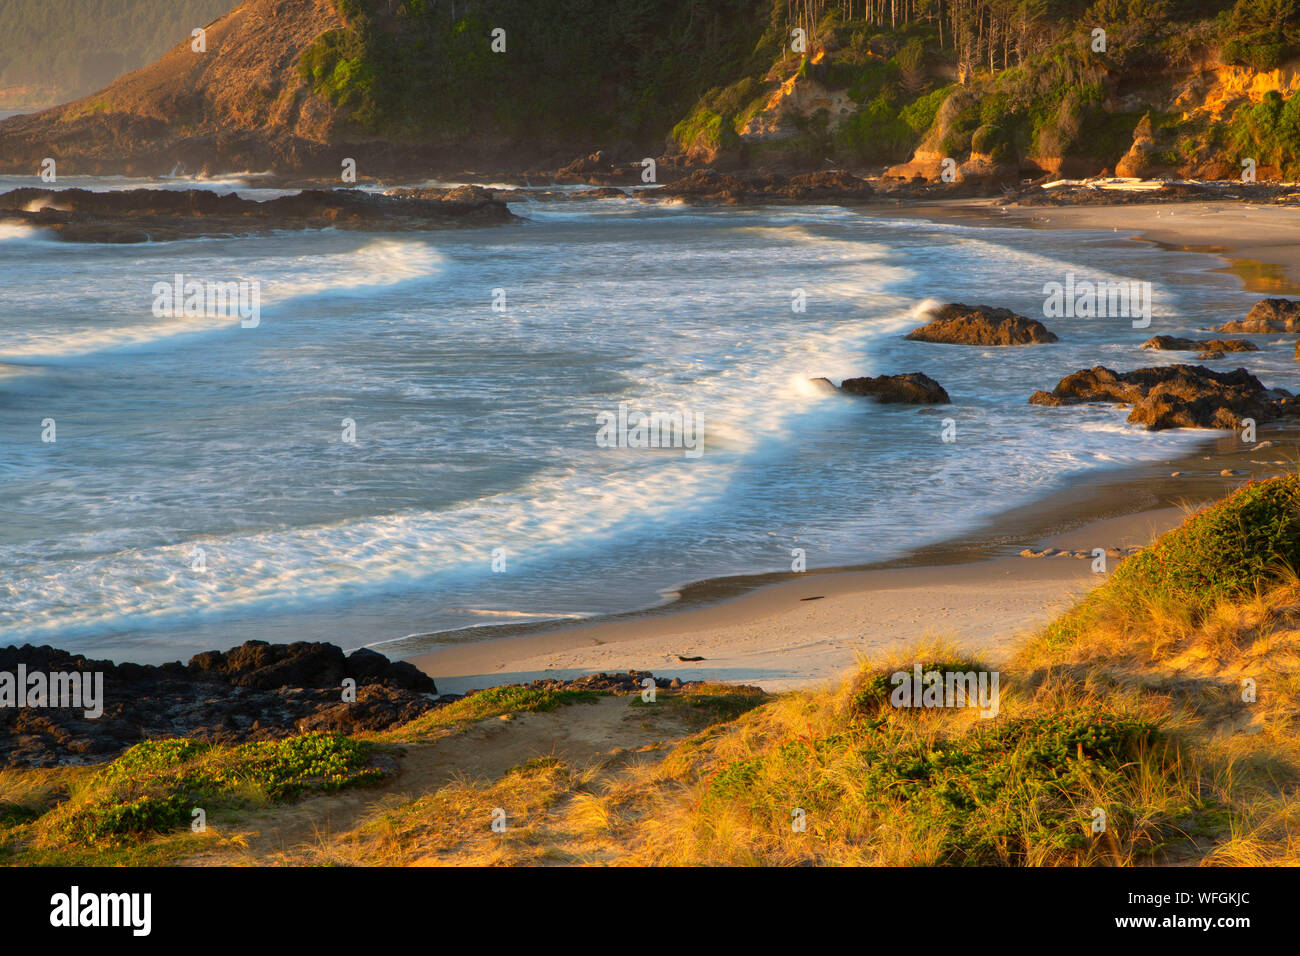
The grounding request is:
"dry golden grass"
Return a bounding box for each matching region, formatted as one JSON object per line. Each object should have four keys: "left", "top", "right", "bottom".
{"left": 7, "top": 483, "right": 1300, "bottom": 866}
{"left": 1016, "top": 575, "right": 1300, "bottom": 866}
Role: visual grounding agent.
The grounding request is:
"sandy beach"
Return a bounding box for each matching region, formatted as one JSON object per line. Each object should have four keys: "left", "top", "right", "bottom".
{"left": 1003, "top": 199, "right": 1300, "bottom": 296}
{"left": 408, "top": 197, "right": 1300, "bottom": 695}
{"left": 410, "top": 508, "right": 1183, "bottom": 693}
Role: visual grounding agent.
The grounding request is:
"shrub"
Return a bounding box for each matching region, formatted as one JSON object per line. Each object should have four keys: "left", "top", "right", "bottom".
{"left": 1110, "top": 476, "right": 1300, "bottom": 603}
{"left": 701, "top": 706, "right": 1172, "bottom": 864}
{"left": 48, "top": 733, "right": 383, "bottom": 846}
{"left": 1043, "top": 475, "right": 1300, "bottom": 648}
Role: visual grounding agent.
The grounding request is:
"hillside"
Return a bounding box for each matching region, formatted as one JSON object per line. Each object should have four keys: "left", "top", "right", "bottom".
{"left": 0, "top": 0, "right": 1299, "bottom": 181}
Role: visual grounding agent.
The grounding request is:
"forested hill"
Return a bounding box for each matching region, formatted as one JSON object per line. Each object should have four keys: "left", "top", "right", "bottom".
{"left": 1, "top": 0, "right": 1299, "bottom": 181}
{"left": 0, "top": 0, "right": 234, "bottom": 107}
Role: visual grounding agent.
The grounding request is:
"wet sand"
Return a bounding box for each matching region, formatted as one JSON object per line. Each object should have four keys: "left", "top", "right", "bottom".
{"left": 408, "top": 198, "right": 1300, "bottom": 694}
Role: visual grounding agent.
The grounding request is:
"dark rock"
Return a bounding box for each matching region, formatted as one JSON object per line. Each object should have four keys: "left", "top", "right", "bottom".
{"left": 906, "top": 304, "right": 1058, "bottom": 345}
{"left": 0, "top": 186, "right": 517, "bottom": 243}
{"left": 1141, "top": 335, "right": 1258, "bottom": 354}
{"left": 344, "top": 647, "right": 393, "bottom": 684}
{"left": 840, "top": 372, "right": 951, "bottom": 404}
{"left": 1029, "top": 364, "right": 1293, "bottom": 430}
{"left": 555, "top": 149, "right": 618, "bottom": 184}
{"left": 0, "top": 640, "right": 436, "bottom": 768}
{"left": 1216, "top": 299, "right": 1300, "bottom": 333}
{"left": 296, "top": 684, "right": 438, "bottom": 734}
{"left": 641, "top": 169, "right": 874, "bottom": 205}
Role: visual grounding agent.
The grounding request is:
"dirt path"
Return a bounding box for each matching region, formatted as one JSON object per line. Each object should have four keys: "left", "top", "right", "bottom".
{"left": 181, "top": 695, "right": 696, "bottom": 865}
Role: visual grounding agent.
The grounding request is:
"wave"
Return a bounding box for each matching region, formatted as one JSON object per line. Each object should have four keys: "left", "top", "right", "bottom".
{"left": 0, "top": 221, "right": 56, "bottom": 244}
{"left": 0, "top": 237, "right": 443, "bottom": 363}
{"left": 0, "top": 230, "right": 920, "bottom": 638}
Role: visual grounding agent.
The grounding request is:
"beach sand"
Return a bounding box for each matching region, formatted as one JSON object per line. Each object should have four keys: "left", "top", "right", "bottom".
{"left": 408, "top": 198, "right": 1300, "bottom": 695}
{"left": 412, "top": 508, "right": 1184, "bottom": 694}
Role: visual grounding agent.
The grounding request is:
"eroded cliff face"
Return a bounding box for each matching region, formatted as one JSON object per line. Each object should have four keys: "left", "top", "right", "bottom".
{"left": 736, "top": 53, "right": 859, "bottom": 145}
{"left": 1101, "top": 60, "right": 1300, "bottom": 181}
{"left": 0, "top": 0, "right": 344, "bottom": 176}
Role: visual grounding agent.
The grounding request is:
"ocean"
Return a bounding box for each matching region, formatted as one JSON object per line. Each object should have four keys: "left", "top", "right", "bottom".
{"left": 0, "top": 176, "right": 1283, "bottom": 662}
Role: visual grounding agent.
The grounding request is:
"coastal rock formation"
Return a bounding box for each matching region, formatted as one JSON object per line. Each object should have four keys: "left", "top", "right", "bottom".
{"left": 0, "top": 186, "right": 516, "bottom": 242}
{"left": 555, "top": 149, "right": 621, "bottom": 184}
{"left": 0, "top": 640, "right": 438, "bottom": 768}
{"left": 728, "top": 53, "right": 859, "bottom": 155}
{"left": 1216, "top": 298, "right": 1300, "bottom": 333}
{"left": 1141, "top": 335, "right": 1259, "bottom": 360}
{"left": 840, "top": 372, "right": 951, "bottom": 404}
{"left": 1114, "top": 114, "right": 1181, "bottom": 179}
{"left": 1029, "top": 364, "right": 1294, "bottom": 430}
{"left": 906, "top": 304, "right": 1058, "bottom": 345}
{"left": 640, "top": 169, "right": 874, "bottom": 205}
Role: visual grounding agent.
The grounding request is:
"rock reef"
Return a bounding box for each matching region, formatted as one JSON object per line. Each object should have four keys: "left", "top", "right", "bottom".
{"left": 906, "top": 304, "right": 1058, "bottom": 345}
{"left": 0, "top": 640, "right": 437, "bottom": 768}
{"left": 1216, "top": 299, "right": 1300, "bottom": 334}
{"left": 1029, "top": 364, "right": 1294, "bottom": 430}
{"left": 0, "top": 186, "right": 517, "bottom": 243}
{"left": 839, "top": 372, "right": 951, "bottom": 404}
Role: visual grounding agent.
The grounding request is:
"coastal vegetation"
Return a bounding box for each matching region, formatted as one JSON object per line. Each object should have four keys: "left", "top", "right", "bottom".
{"left": 3, "top": 476, "right": 1297, "bottom": 865}
{"left": 286, "top": 0, "right": 1300, "bottom": 176}
{"left": 4, "top": 0, "right": 1299, "bottom": 178}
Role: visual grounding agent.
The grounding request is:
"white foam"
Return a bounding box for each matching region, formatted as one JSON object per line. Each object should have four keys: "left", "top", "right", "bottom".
{"left": 0, "top": 238, "right": 442, "bottom": 362}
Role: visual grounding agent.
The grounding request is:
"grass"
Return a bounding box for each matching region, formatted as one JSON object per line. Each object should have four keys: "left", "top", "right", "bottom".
{"left": 628, "top": 681, "right": 765, "bottom": 725}
{"left": 374, "top": 686, "right": 607, "bottom": 743}
{"left": 570, "top": 645, "right": 1207, "bottom": 866}
{"left": 1041, "top": 475, "right": 1300, "bottom": 651}
{"left": 1, "top": 733, "right": 386, "bottom": 861}
{"left": 4, "top": 477, "right": 1300, "bottom": 866}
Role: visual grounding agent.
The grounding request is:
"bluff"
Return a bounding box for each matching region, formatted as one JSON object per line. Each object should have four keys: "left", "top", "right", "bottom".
{"left": 2, "top": 0, "right": 1299, "bottom": 183}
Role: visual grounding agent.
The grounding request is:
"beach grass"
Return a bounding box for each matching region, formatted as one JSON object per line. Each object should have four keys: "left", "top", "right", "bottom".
{"left": 3, "top": 477, "right": 1299, "bottom": 865}
{"left": 0, "top": 733, "right": 387, "bottom": 863}
{"left": 371, "top": 685, "right": 608, "bottom": 743}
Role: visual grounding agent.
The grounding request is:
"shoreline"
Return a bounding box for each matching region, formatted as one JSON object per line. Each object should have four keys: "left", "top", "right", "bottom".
{"left": 406, "top": 197, "right": 1300, "bottom": 693}
{"left": 407, "top": 423, "right": 1300, "bottom": 693}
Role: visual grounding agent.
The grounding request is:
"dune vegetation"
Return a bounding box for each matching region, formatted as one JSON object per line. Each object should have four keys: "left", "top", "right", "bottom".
{"left": 2, "top": 475, "right": 1298, "bottom": 866}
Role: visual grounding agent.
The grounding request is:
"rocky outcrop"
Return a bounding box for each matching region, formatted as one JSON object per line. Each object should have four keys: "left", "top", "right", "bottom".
{"left": 1114, "top": 114, "right": 1180, "bottom": 179}
{"left": 1217, "top": 298, "right": 1300, "bottom": 333}
{"left": 0, "top": 640, "right": 438, "bottom": 768}
{"left": 1141, "top": 335, "right": 1259, "bottom": 360}
{"left": 733, "top": 53, "right": 858, "bottom": 151}
{"left": 906, "top": 304, "right": 1058, "bottom": 345}
{"left": 839, "top": 372, "right": 951, "bottom": 404}
{"left": 0, "top": 186, "right": 516, "bottom": 242}
{"left": 555, "top": 150, "right": 621, "bottom": 184}
{"left": 1029, "top": 364, "right": 1294, "bottom": 430}
{"left": 641, "top": 169, "right": 874, "bottom": 205}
